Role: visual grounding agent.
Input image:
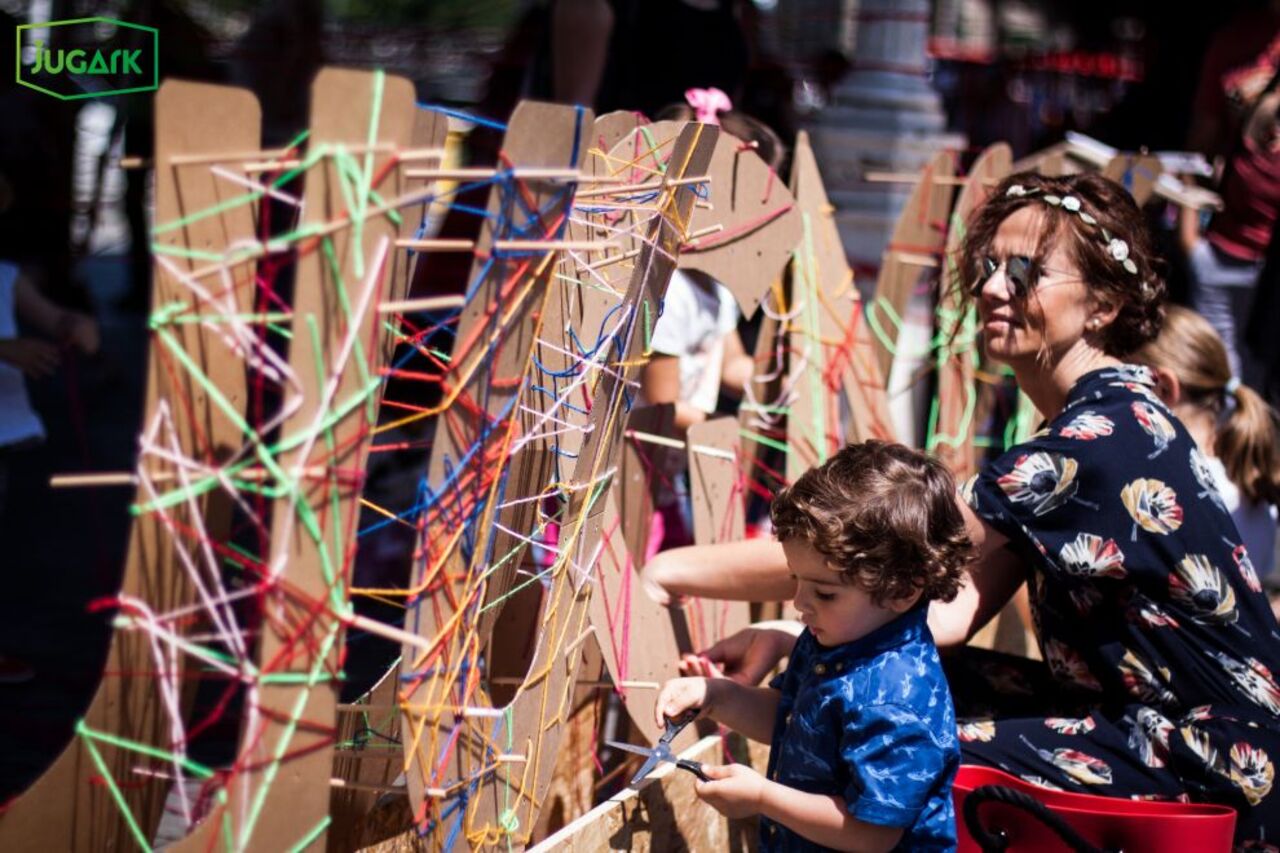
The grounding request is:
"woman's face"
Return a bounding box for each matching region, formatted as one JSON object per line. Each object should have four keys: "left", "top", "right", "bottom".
{"left": 976, "top": 205, "right": 1097, "bottom": 366}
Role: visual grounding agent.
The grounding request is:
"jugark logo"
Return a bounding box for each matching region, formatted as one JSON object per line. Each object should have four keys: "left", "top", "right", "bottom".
{"left": 16, "top": 17, "right": 158, "bottom": 99}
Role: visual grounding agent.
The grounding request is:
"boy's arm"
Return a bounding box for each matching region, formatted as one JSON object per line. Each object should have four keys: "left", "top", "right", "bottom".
{"left": 705, "top": 681, "right": 778, "bottom": 743}
{"left": 692, "top": 765, "right": 902, "bottom": 852}
{"left": 756, "top": 781, "right": 903, "bottom": 853}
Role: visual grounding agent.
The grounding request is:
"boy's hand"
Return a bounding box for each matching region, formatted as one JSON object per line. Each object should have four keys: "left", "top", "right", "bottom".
{"left": 654, "top": 677, "right": 709, "bottom": 728}
{"left": 695, "top": 763, "right": 765, "bottom": 818}
{"left": 0, "top": 338, "right": 60, "bottom": 377}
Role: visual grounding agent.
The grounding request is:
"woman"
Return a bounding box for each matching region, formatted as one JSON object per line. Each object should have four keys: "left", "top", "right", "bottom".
{"left": 642, "top": 172, "right": 1280, "bottom": 846}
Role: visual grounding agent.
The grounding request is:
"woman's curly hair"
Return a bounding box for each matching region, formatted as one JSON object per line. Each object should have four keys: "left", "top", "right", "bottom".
{"left": 955, "top": 171, "right": 1166, "bottom": 358}
{"left": 770, "top": 441, "right": 971, "bottom": 605}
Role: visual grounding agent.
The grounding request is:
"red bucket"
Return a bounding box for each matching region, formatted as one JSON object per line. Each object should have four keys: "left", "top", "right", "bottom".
{"left": 954, "top": 765, "right": 1237, "bottom": 852}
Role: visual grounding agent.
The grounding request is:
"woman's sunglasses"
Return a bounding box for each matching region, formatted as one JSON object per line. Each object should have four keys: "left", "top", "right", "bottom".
{"left": 971, "top": 254, "right": 1038, "bottom": 298}
{"left": 970, "top": 254, "right": 1079, "bottom": 299}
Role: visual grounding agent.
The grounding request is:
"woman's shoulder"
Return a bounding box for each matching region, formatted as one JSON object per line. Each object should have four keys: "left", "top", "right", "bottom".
{"left": 1057, "top": 364, "right": 1170, "bottom": 420}
{"left": 998, "top": 365, "right": 1180, "bottom": 463}
{"left": 968, "top": 364, "right": 1212, "bottom": 533}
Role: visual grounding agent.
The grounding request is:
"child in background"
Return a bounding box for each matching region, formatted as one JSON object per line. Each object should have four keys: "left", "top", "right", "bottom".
{"left": 638, "top": 89, "right": 778, "bottom": 552}
{"left": 0, "top": 260, "right": 99, "bottom": 682}
{"left": 655, "top": 441, "right": 969, "bottom": 851}
{"left": 642, "top": 88, "right": 783, "bottom": 432}
{"left": 1135, "top": 304, "right": 1280, "bottom": 613}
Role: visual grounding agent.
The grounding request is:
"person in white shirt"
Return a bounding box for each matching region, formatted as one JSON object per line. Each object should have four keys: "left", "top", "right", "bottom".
{"left": 641, "top": 268, "right": 752, "bottom": 430}
{"left": 1136, "top": 305, "right": 1280, "bottom": 616}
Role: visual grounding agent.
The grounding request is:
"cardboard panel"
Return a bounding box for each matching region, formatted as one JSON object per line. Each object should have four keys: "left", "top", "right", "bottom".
{"left": 171, "top": 66, "right": 416, "bottom": 852}
{"left": 0, "top": 79, "right": 260, "bottom": 851}
{"left": 930, "top": 143, "right": 1011, "bottom": 480}
{"left": 396, "top": 120, "right": 717, "bottom": 849}
{"left": 870, "top": 150, "right": 958, "bottom": 382}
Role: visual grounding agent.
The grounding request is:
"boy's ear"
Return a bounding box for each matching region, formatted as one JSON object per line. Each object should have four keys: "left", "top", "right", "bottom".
{"left": 887, "top": 588, "right": 923, "bottom": 614}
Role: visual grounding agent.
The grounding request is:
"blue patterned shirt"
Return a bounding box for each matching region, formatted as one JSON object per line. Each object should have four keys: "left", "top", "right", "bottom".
{"left": 762, "top": 606, "right": 959, "bottom": 851}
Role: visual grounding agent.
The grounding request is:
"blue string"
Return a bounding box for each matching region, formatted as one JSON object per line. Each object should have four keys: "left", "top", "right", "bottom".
{"left": 416, "top": 101, "right": 507, "bottom": 132}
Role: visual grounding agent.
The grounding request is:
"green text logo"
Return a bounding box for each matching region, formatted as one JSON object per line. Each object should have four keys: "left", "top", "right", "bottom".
{"left": 16, "top": 17, "right": 158, "bottom": 100}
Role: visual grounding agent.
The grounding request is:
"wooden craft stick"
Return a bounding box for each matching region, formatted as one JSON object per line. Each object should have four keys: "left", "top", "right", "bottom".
{"left": 623, "top": 428, "right": 736, "bottom": 461}
{"left": 864, "top": 170, "right": 981, "bottom": 186}
{"left": 404, "top": 167, "right": 625, "bottom": 183}
{"left": 50, "top": 465, "right": 336, "bottom": 488}
{"left": 394, "top": 238, "right": 620, "bottom": 252}
{"left": 891, "top": 250, "right": 941, "bottom": 268}
{"left": 572, "top": 174, "right": 710, "bottom": 199}
{"left": 328, "top": 778, "right": 405, "bottom": 794}
{"left": 377, "top": 295, "right": 466, "bottom": 314}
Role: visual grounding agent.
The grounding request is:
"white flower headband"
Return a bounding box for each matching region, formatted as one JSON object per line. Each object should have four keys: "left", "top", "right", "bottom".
{"left": 1005, "top": 184, "right": 1147, "bottom": 286}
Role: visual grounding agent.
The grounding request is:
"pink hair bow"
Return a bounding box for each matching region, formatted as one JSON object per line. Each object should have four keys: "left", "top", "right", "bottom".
{"left": 684, "top": 87, "right": 731, "bottom": 126}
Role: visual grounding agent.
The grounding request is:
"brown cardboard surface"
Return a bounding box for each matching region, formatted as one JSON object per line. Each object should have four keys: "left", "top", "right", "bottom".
{"left": 932, "top": 143, "right": 1011, "bottom": 480}
{"left": 171, "top": 66, "right": 416, "bottom": 852}
{"left": 0, "top": 79, "right": 260, "bottom": 851}
{"left": 870, "top": 150, "right": 958, "bottom": 383}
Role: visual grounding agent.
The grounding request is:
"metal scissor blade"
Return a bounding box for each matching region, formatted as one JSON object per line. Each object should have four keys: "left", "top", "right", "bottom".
{"left": 605, "top": 740, "right": 663, "bottom": 786}
{"left": 605, "top": 740, "right": 657, "bottom": 759}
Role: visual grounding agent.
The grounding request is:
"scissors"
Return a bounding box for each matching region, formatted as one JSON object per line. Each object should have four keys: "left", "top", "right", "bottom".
{"left": 606, "top": 711, "right": 709, "bottom": 786}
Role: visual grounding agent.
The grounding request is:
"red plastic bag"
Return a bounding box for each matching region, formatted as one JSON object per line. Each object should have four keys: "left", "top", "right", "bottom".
{"left": 953, "top": 765, "right": 1237, "bottom": 852}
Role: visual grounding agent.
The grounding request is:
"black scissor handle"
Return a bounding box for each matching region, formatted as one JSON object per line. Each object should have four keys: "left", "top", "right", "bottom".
{"left": 676, "top": 759, "right": 709, "bottom": 782}
{"left": 661, "top": 710, "right": 699, "bottom": 741}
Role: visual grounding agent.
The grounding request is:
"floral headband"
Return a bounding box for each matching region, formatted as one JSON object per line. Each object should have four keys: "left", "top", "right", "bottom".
{"left": 1006, "top": 184, "right": 1144, "bottom": 281}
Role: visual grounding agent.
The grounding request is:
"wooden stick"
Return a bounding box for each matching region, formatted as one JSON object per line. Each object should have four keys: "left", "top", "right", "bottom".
{"left": 863, "top": 170, "right": 975, "bottom": 186}
{"left": 890, "top": 250, "right": 940, "bottom": 269}
{"left": 585, "top": 247, "right": 641, "bottom": 271}
{"left": 346, "top": 612, "right": 438, "bottom": 655}
{"left": 394, "top": 238, "right": 619, "bottom": 253}
{"left": 623, "top": 429, "right": 736, "bottom": 461}
{"left": 403, "top": 167, "right": 625, "bottom": 183}
{"left": 378, "top": 295, "right": 466, "bottom": 314}
{"left": 488, "top": 677, "right": 659, "bottom": 690}
{"left": 684, "top": 223, "right": 723, "bottom": 241}
{"left": 50, "top": 466, "right": 334, "bottom": 488}
{"left": 563, "top": 625, "right": 597, "bottom": 659}
{"left": 328, "top": 777, "right": 405, "bottom": 794}
{"left": 573, "top": 174, "right": 710, "bottom": 200}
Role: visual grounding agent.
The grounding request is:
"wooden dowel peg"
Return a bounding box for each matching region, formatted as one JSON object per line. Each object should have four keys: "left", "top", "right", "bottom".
{"left": 572, "top": 174, "right": 709, "bottom": 200}
{"left": 890, "top": 251, "right": 940, "bottom": 269}
{"left": 329, "top": 777, "right": 405, "bottom": 794}
{"left": 563, "top": 625, "right": 597, "bottom": 659}
{"left": 395, "top": 238, "right": 619, "bottom": 253}
{"left": 378, "top": 295, "right": 466, "bottom": 314}
{"left": 863, "top": 170, "right": 973, "bottom": 186}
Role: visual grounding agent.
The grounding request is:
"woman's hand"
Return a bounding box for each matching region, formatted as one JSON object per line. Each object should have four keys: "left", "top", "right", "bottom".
{"left": 640, "top": 551, "right": 687, "bottom": 607}
{"left": 695, "top": 763, "right": 766, "bottom": 818}
{"left": 682, "top": 622, "right": 800, "bottom": 686}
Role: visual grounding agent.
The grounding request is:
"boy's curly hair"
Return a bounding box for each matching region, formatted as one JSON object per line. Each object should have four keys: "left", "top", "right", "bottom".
{"left": 770, "top": 441, "right": 971, "bottom": 605}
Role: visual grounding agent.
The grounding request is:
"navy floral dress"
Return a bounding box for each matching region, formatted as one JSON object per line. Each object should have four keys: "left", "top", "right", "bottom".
{"left": 955, "top": 365, "right": 1280, "bottom": 849}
